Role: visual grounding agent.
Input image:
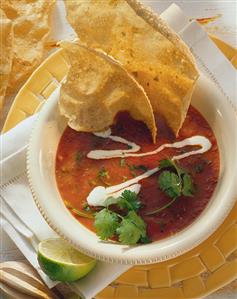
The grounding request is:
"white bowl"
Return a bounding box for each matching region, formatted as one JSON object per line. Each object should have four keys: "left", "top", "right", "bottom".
{"left": 27, "top": 73, "right": 237, "bottom": 264}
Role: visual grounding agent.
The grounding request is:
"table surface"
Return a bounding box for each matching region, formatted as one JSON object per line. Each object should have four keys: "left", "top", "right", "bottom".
{"left": 1, "top": 1, "right": 236, "bottom": 298}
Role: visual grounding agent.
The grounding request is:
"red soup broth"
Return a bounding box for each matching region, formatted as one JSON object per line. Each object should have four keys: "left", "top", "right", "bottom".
{"left": 55, "top": 106, "right": 219, "bottom": 242}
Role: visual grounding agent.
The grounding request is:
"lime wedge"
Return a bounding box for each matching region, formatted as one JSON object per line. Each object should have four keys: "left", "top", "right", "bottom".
{"left": 38, "top": 238, "right": 97, "bottom": 282}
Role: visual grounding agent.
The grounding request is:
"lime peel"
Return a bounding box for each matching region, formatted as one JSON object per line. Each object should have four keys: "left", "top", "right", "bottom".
{"left": 38, "top": 238, "right": 97, "bottom": 282}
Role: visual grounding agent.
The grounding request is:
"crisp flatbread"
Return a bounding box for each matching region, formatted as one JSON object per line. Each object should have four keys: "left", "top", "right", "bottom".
{"left": 59, "top": 41, "right": 157, "bottom": 142}
{"left": 64, "top": 0, "right": 199, "bottom": 136}
{"left": 0, "top": 0, "right": 55, "bottom": 95}
{"left": 0, "top": 9, "right": 13, "bottom": 115}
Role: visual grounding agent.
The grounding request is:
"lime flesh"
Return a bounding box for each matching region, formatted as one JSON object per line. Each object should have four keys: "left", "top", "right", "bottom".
{"left": 38, "top": 238, "right": 97, "bottom": 282}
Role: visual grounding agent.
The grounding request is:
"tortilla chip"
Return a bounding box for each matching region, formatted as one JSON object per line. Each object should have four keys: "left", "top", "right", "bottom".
{"left": 0, "top": 0, "right": 55, "bottom": 95}
{"left": 0, "top": 9, "right": 13, "bottom": 115}
{"left": 64, "top": 0, "right": 199, "bottom": 136}
{"left": 59, "top": 41, "right": 157, "bottom": 142}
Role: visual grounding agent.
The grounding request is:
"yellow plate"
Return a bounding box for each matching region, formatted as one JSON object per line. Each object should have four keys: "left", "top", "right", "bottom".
{"left": 2, "top": 37, "right": 237, "bottom": 299}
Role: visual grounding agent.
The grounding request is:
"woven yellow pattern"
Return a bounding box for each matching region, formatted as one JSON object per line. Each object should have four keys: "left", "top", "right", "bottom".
{"left": 2, "top": 38, "right": 237, "bottom": 299}
{"left": 101, "top": 203, "right": 237, "bottom": 298}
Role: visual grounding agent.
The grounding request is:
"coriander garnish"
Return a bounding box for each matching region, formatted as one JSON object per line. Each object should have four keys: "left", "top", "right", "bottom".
{"left": 97, "top": 166, "right": 111, "bottom": 185}
{"left": 98, "top": 166, "right": 109, "bottom": 179}
{"left": 127, "top": 164, "right": 148, "bottom": 177}
{"left": 146, "top": 159, "right": 195, "bottom": 216}
{"left": 128, "top": 164, "right": 137, "bottom": 177}
{"left": 116, "top": 211, "right": 146, "bottom": 245}
{"left": 94, "top": 190, "right": 148, "bottom": 245}
{"left": 65, "top": 201, "right": 94, "bottom": 219}
{"left": 133, "top": 164, "right": 148, "bottom": 172}
{"left": 94, "top": 209, "right": 119, "bottom": 240}
{"left": 75, "top": 151, "right": 85, "bottom": 163}
{"left": 194, "top": 159, "right": 210, "bottom": 173}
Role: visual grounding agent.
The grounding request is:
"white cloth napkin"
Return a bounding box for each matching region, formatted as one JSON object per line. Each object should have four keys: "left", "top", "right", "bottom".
{"left": 1, "top": 4, "right": 236, "bottom": 299}
{"left": 0, "top": 89, "right": 131, "bottom": 299}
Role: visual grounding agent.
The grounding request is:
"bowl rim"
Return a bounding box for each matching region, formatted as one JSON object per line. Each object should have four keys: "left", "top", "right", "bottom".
{"left": 27, "top": 74, "right": 237, "bottom": 265}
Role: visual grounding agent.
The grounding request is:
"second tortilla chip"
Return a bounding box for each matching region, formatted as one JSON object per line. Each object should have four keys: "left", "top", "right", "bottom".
{"left": 1, "top": 0, "right": 55, "bottom": 95}
{"left": 64, "top": 0, "right": 199, "bottom": 137}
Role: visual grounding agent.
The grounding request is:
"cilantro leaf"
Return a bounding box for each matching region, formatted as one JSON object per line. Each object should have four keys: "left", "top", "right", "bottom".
{"left": 159, "top": 159, "right": 185, "bottom": 176}
{"left": 94, "top": 209, "right": 119, "bottom": 240}
{"left": 98, "top": 167, "right": 109, "bottom": 179}
{"left": 117, "top": 218, "right": 141, "bottom": 245}
{"left": 158, "top": 159, "right": 194, "bottom": 199}
{"left": 127, "top": 164, "right": 148, "bottom": 176}
{"left": 104, "top": 190, "right": 141, "bottom": 211}
{"left": 146, "top": 159, "right": 195, "bottom": 216}
{"left": 104, "top": 196, "right": 119, "bottom": 207}
{"left": 159, "top": 159, "right": 174, "bottom": 169}
{"left": 140, "top": 235, "right": 151, "bottom": 244}
{"left": 116, "top": 211, "right": 146, "bottom": 245}
{"left": 65, "top": 201, "right": 94, "bottom": 219}
{"left": 127, "top": 210, "right": 146, "bottom": 233}
{"left": 97, "top": 167, "right": 111, "bottom": 186}
{"left": 93, "top": 189, "right": 147, "bottom": 244}
{"left": 132, "top": 164, "right": 148, "bottom": 172}
{"left": 182, "top": 173, "right": 194, "bottom": 196}
{"left": 75, "top": 151, "right": 85, "bottom": 163}
{"left": 118, "top": 190, "right": 141, "bottom": 211}
{"left": 94, "top": 193, "right": 148, "bottom": 245}
{"left": 194, "top": 160, "right": 209, "bottom": 173}
{"left": 158, "top": 171, "right": 182, "bottom": 198}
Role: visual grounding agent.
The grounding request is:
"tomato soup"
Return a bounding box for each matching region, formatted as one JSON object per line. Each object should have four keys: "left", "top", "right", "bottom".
{"left": 56, "top": 106, "right": 219, "bottom": 242}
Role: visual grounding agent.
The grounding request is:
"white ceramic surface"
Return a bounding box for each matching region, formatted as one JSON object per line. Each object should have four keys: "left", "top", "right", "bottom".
{"left": 27, "top": 74, "right": 237, "bottom": 264}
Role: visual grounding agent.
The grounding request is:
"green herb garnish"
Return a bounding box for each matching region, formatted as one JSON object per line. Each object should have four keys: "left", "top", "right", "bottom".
{"left": 159, "top": 171, "right": 182, "bottom": 198}
{"left": 140, "top": 235, "right": 152, "bottom": 244}
{"left": 158, "top": 159, "right": 194, "bottom": 198}
{"left": 117, "top": 189, "right": 141, "bottom": 211}
{"left": 65, "top": 201, "right": 94, "bottom": 219}
{"left": 182, "top": 173, "right": 195, "bottom": 196}
{"left": 94, "top": 190, "right": 148, "bottom": 245}
{"left": 194, "top": 159, "right": 210, "bottom": 174}
{"left": 82, "top": 203, "right": 91, "bottom": 212}
{"left": 98, "top": 167, "right": 109, "bottom": 179}
{"left": 132, "top": 165, "right": 148, "bottom": 172}
{"left": 127, "top": 164, "right": 148, "bottom": 177}
{"left": 97, "top": 167, "right": 110, "bottom": 185}
{"left": 146, "top": 159, "right": 195, "bottom": 216}
{"left": 117, "top": 211, "right": 146, "bottom": 245}
{"left": 94, "top": 209, "right": 120, "bottom": 240}
{"left": 75, "top": 151, "right": 85, "bottom": 163}
{"left": 104, "top": 190, "right": 141, "bottom": 211}
{"left": 128, "top": 164, "right": 137, "bottom": 177}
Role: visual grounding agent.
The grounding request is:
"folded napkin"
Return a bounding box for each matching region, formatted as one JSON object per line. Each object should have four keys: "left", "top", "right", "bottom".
{"left": 1, "top": 4, "right": 236, "bottom": 299}
{"left": 0, "top": 88, "right": 131, "bottom": 299}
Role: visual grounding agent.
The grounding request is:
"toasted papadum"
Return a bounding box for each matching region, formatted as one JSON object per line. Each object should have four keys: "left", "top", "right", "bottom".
{"left": 0, "top": 9, "right": 13, "bottom": 115}
{"left": 64, "top": 0, "right": 199, "bottom": 136}
{"left": 59, "top": 41, "right": 157, "bottom": 142}
{"left": 0, "top": 0, "right": 55, "bottom": 95}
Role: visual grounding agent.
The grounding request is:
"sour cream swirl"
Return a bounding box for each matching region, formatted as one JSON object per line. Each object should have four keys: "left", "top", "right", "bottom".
{"left": 86, "top": 130, "right": 212, "bottom": 206}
